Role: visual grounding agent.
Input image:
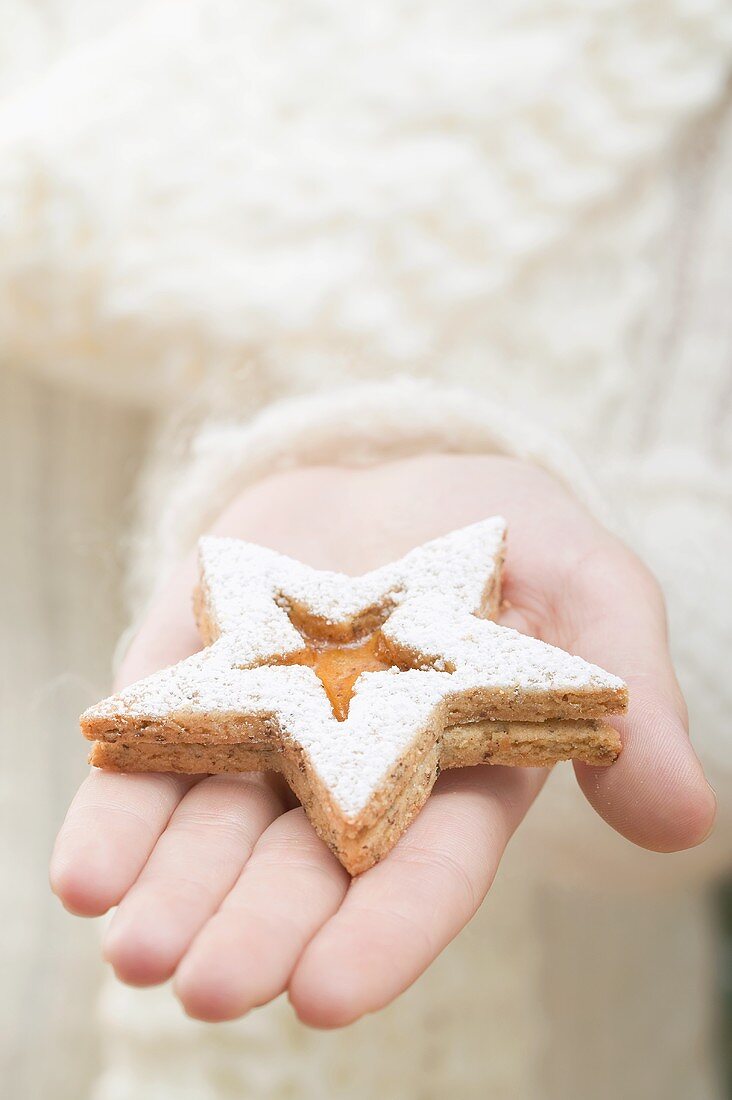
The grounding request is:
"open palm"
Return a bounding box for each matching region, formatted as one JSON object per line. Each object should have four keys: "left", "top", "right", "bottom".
{"left": 51, "top": 455, "right": 714, "bottom": 1026}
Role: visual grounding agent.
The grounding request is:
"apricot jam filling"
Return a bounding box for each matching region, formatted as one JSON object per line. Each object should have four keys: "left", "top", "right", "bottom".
{"left": 284, "top": 632, "right": 393, "bottom": 721}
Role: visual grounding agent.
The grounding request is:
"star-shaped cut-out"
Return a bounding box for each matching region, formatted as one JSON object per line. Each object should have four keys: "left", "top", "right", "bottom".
{"left": 82, "top": 519, "right": 626, "bottom": 873}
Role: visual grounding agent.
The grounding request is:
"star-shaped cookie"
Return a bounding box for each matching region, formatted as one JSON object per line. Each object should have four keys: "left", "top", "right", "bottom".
{"left": 82, "top": 519, "right": 627, "bottom": 873}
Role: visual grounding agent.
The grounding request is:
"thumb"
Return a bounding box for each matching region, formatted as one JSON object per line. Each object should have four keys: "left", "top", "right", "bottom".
{"left": 563, "top": 548, "right": 715, "bottom": 852}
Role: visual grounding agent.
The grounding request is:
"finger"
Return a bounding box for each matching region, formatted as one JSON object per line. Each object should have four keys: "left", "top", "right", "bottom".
{"left": 174, "top": 808, "right": 349, "bottom": 1022}
{"left": 102, "top": 774, "right": 286, "bottom": 986}
{"left": 50, "top": 769, "right": 195, "bottom": 916}
{"left": 289, "top": 765, "right": 544, "bottom": 1029}
{"left": 575, "top": 673, "right": 715, "bottom": 852}
{"left": 115, "top": 555, "right": 200, "bottom": 689}
{"left": 565, "top": 549, "right": 716, "bottom": 852}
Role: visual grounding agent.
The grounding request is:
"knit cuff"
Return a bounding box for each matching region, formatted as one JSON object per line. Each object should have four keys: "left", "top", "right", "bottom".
{"left": 134, "top": 377, "right": 610, "bottom": 596}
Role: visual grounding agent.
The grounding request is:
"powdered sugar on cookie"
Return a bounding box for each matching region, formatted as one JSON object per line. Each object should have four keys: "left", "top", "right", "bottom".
{"left": 82, "top": 519, "right": 626, "bottom": 859}
{"left": 383, "top": 598, "right": 625, "bottom": 694}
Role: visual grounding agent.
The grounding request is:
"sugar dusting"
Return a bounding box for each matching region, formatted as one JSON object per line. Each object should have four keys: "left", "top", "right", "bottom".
{"left": 83, "top": 518, "right": 625, "bottom": 818}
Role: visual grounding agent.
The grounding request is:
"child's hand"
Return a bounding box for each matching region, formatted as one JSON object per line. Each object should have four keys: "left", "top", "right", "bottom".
{"left": 50, "top": 455, "right": 714, "bottom": 1026}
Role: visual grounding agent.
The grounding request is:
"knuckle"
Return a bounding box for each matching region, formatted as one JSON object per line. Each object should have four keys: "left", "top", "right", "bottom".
{"left": 628, "top": 552, "right": 665, "bottom": 608}
{"left": 572, "top": 538, "right": 667, "bottom": 617}
{"left": 392, "top": 842, "right": 479, "bottom": 916}
{"left": 352, "top": 899, "right": 435, "bottom": 961}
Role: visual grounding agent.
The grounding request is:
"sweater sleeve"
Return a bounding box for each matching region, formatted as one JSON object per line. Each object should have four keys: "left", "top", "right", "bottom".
{"left": 133, "top": 376, "right": 611, "bottom": 597}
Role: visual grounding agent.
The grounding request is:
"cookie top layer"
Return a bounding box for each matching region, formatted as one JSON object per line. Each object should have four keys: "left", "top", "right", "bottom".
{"left": 82, "top": 519, "right": 627, "bottom": 821}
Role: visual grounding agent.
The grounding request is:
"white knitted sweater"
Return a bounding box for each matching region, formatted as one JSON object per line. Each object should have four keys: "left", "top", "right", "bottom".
{"left": 1, "top": 2, "right": 731, "bottom": 1097}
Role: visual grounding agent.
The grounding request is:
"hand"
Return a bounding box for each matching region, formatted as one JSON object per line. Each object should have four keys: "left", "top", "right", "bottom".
{"left": 50, "top": 454, "right": 715, "bottom": 1027}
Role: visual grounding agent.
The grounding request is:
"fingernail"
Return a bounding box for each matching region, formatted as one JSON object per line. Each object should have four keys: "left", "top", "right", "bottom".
{"left": 697, "top": 781, "right": 718, "bottom": 845}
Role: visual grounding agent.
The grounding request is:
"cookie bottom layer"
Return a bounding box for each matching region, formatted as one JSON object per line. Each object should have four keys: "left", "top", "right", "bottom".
{"left": 89, "top": 719, "right": 620, "bottom": 874}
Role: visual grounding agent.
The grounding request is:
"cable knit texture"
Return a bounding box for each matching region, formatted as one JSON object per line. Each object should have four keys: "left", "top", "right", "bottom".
{"left": 1, "top": 2, "right": 731, "bottom": 1099}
